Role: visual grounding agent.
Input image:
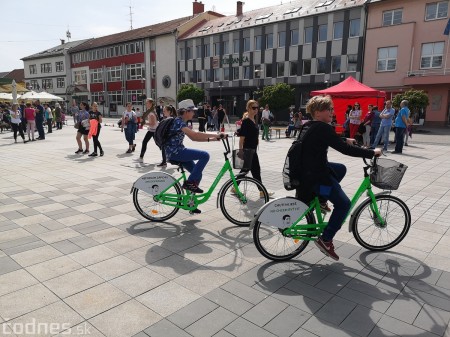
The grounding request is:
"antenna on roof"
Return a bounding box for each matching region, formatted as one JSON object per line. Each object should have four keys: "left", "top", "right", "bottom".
{"left": 129, "top": 0, "right": 134, "bottom": 30}
{"left": 66, "top": 27, "right": 71, "bottom": 42}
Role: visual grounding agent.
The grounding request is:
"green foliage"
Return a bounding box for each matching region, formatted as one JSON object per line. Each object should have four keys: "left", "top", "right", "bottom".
{"left": 176, "top": 84, "right": 204, "bottom": 105}
{"left": 256, "top": 83, "right": 295, "bottom": 111}
{"left": 392, "top": 90, "right": 429, "bottom": 113}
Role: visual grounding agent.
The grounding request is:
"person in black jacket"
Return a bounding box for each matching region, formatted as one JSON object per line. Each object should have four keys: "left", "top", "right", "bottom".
{"left": 297, "top": 95, "right": 381, "bottom": 261}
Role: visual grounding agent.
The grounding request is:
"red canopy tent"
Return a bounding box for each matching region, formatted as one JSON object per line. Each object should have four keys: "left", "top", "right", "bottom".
{"left": 310, "top": 76, "right": 386, "bottom": 130}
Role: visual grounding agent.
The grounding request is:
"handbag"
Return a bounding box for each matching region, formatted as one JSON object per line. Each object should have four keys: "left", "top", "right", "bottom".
{"left": 81, "top": 119, "right": 90, "bottom": 129}
{"left": 358, "top": 123, "right": 366, "bottom": 134}
{"left": 74, "top": 122, "right": 80, "bottom": 129}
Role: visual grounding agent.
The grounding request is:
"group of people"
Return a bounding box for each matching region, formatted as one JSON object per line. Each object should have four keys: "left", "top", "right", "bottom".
{"left": 344, "top": 100, "right": 412, "bottom": 154}
{"left": 0, "top": 100, "right": 65, "bottom": 143}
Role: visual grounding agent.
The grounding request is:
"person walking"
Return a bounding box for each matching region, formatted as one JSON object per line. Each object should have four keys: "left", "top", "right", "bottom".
{"left": 24, "top": 102, "right": 36, "bottom": 141}
{"left": 44, "top": 103, "right": 53, "bottom": 134}
{"left": 348, "top": 102, "right": 361, "bottom": 139}
{"left": 362, "top": 104, "right": 374, "bottom": 147}
{"left": 10, "top": 104, "right": 27, "bottom": 144}
{"left": 370, "top": 100, "right": 395, "bottom": 151}
{"left": 88, "top": 102, "right": 103, "bottom": 157}
{"left": 261, "top": 104, "right": 271, "bottom": 141}
{"left": 34, "top": 100, "right": 45, "bottom": 140}
{"left": 139, "top": 98, "right": 158, "bottom": 162}
{"left": 75, "top": 102, "right": 90, "bottom": 154}
{"left": 197, "top": 103, "right": 207, "bottom": 132}
{"left": 393, "top": 100, "right": 410, "bottom": 154}
{"left": 157, "top": 105, "right": 177, "bottom": 167}
{"left": 54, "top": 103, "right": 62, "bottom": 130}
{"left": 217, "top": 104, "right": 226, "bottom": 130}
{"left": 121, "top": 102, "right": 137, "bottom": 153}
{"left": 370, "top": 106, "right": 381, "bottom": 147}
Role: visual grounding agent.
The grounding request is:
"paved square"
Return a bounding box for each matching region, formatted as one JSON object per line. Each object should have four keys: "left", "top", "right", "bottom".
{"left": 1, "top": 121, "right": 450, "bottom": 336}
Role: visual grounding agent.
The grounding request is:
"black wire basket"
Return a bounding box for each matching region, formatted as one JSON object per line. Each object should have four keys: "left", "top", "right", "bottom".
{"left": 370, "top": 158, "right": 408, "bottom": 190}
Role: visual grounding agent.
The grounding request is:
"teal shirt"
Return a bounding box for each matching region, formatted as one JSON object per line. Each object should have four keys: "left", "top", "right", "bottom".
{"left": 395, "top": 107, "right": 409, "bottom": 128}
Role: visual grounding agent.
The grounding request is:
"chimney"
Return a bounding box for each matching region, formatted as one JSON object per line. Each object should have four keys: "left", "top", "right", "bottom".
{"left": 60, "top": 39, "right": 65, "bottom": 45}
{"left": 237, "top": 1, "right": 244, "bottom": 16}
{"left": 193, "top": 0, "right": 204, "bottom": 15}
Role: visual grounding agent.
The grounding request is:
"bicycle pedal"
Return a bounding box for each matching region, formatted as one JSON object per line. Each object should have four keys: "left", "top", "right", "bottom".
{"left": 189, "top": 209, "right": 202, "bottom": 215}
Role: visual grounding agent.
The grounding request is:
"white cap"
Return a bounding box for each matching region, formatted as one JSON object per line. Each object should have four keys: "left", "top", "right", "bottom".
{"left": 178, "top": 99, "right": 198, "bottom": 110}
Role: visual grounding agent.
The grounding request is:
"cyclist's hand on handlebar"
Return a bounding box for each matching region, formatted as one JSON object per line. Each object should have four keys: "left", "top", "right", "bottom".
{"left": 217, "top": 132, "right": 227, "bottom": 140}
{"left": 373, "top": 148, "right": 382, "bottom": 157}
{"left": 345, "top": 138, "right": 357, "bottom": 146}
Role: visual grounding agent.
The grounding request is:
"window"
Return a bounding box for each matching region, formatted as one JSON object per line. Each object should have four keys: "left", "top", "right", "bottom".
{"left": 90, "top": 68, "right": 103, "bottom": 83}
{"left": 196, "top": 70, "right": 202, "bottom": 82}
{"left": 55, "top": 61, "right": 64, "bottom": 72}
{"left": 29, "top": 64, "right": 36, "bottom": 74}
{"left": 30, "top": 80, "right": 39, "bottom": 90}
{"left": 243, "top": 37, "right": 250, "bottom": 52}
{"left": 214, "top": 42, "right": 221, "bottom": 56}
{"left": 376, "top": 47, "right": 397, "bottom": 71}
{"left": 289, "top": 61, "right": 298, "bottom": 76}
{"left": 255, "top": 35, "right": 262, "bottom": 51}
{"left": 42, "top": 79, "right": 53, "bottom": 90}
{"left": 188, "top": 71, "right": 194, "bottom": 83}
{"left": 233, "top": 67, "right": 240, "bottom": 80}
{"left": 333, "top": 21, "right": 343, "bottom": 40}
{"left": 265, "top": 64, "right": 273, "bottom": 78}
{"left": 106, "top": 66, "right": 121, "bottom": 82}
{"left": 74, "top": 70, "right": 87, "bottom": 84}
{"left": 347, "top": 54, "right": 358, "bottom": 72}
{"left": 127, "top": 90, "right": 143, "bottom": 105}
{"left": 254, "top": 65, "right": 262, "bottom": 78}
{"left": 187, "top": 47, "right": 193, "bottom": 59}
{"left": 91, "top": 92, "right": 104, "bottom": 104}
{"left": 151, "top": 63, "right": 156, "bottom": 78}
{"left": 214, "top": 68, "right": 221, "bottom": 82}
{"left": 304, "top": 27, "right": 313, "bottom": 44}
{"left": 179, "top": 72, "right": 186, "bottom": 83}
{"left": 243, "top": 66, "right": 250, "bottom": 79}
{"left": 196, "top": 45, "right": 201, "bottom": 58}
{"left": 421, "top": 42, "right": 444, "bottom": 68}
{"left": 180, "top": 47, "right": 185, "bottom": 60}
{"left": 383, "top": 9, "right": 403, "bottom": 26}
{"left": 425, "top": 1, "right": 448, "bottom": 20}
{"left": 318, "top": 24, "right": 327, "bottom": 42}
{"left": 109, "top": 90, "right": 123, "bottom": 104}
{"left": 41, "top": 63, "right": 51, "bottom": 73}
{"left": 126, "top": 64, "right": 145, "bottom": 80}
{"left": 233, "top": 39, "right": 239, "bottom": 53}
{"left": 303, "top": 60, "right": 311, "bottom": 75}
{"left": 317, "top": 58, "right": 327, "bottom": 73}
{"left": 223, "top": 41, "right": 229, "bottom": 54}
{"left": 266, "top": 33, "right": 273, "bottom": 49}
{"left": 349, "top": 19, "right": 360, "bottom": 37}
{"left": 57, "top": 77, "right": 65, "bottom": 88}
{"left": 204, "top": 44, "right": 210, "bottom": 57}
{"left": 205, "top": 69, "right": 212, "bottom": 82}
{"left": 291, "top": 29, "right": 299, "bottom": 45}
{"left": 331, "top": 56, "right": 341, "bottom": 72}
{"left": 224, "top": 67, "right": 230, "bottom": 81}
{"left": 278, "top": 31, "right": 286, "bottom": 47}
{"left": 277, "top": 62, "right": 285, "bottom": 77}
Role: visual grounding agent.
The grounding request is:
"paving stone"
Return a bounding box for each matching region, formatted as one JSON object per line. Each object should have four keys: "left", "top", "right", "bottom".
{"left": 68, "top": 245, "right": 118, "bottom": 266}
{"left": 2, "top": 239, "right": 47, "bottom": 256}
{"left": 174, "top": 267, "right": 231, "bottom": 296}
{"left": 43, "top": 268, "right": 105, "bottom": 298}
{"left": 110, "top": 267, "right": 169, "bottom": 297}
{"left": 315, "top": 272, "right": 352, "bottom": 294}
{"left": 264, "top": 305, "right": 312, "bottom": 337}
{"left": 272, "top": 286, "right": 323, "bottom": 315}
{"left": 10, "top": 244, "right": 62, "bottom": 267}
{"left": 51, "top": 239, "right": 83, "bottom": 254}
{"left": 70, "top": 221, "right": 110, "bottom": 234}
{"left": 413, "top": 303, "right": 450, "bottom": 335}
{"left": 385, "top": 294, "right": 423, "bottom": 324}
{"left": 284, "top": 278, "right": 334, "bottom": 304}
{"left": 35, "top": 227, "right": 80, "bottom": 244}
{"left": 377, "top": 315, "right": 438, "bottom": 337}
{"left": 167, "top": 297, "right": 218, "bottom": 329}
{"left": 146, "top": 254, "right": 199, "bottom": 279}
{"left": 204, "top": 288, "right": 253, "bottom": 316}
{"left": 144, "top": 319, "right": 192, "bottom": 337}
{"left": 185, "top": 307, "right": 238, "bottom": 337}
{"left": 25, "top": 255, "right": 83, "bottom": 282}
{"left": 224, "top": 317, "right": 277, "bottom": 337}
{"left": 87, "top": 255, "right": 141, "bottom": 281}
{"left": 103, "top": 235, "right": 149, "bottom": 254}
{"left": 340, "top": 304, "right": 384, "bottom": 336}
{"left": 315, "top": 295, "right": 357, "bottom": 326}
{"left": 69, "top": 235, "right": 100, "bottom": 249}
{"left": 302, "top": 316, "right": 360, "bottom": 337}
{"left": 337, "top": 287, "right": 391, "bottom": 313}
{"left": 242, "top": 296, "right": 288, "bottom": 327}
{"left": 0, "top": 268, "right": 38, "bottom": 297}
{"left": 220, "top": 280, "right": 267, "bottom": 305}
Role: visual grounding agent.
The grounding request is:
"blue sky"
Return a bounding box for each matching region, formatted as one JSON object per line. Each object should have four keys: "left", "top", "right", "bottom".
{"left": 0, "top": 0, "right": 281, "bottom": 72}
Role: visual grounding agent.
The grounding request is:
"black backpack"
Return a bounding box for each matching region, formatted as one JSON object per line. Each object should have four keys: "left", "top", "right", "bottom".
{"left": 154, "top": 117, "right": 175, "bottom": 149}
{"left": 282, "top": 122, "right": 316, "bottom": 190}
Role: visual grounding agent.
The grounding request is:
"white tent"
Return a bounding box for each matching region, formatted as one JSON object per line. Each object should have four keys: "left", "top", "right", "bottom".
{"left": 0, "top": 93, "right": 14, "bottom": 100}
{"left": 19, "top": 91, "right": 64, "bottom": 102}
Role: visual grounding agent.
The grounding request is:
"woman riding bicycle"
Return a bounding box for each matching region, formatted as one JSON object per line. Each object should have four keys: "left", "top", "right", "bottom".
{"left": 165, "top": 99, "right": 225, "bottom": 194}
{"left": 298, "top": 95, "right": 381, "bottom": 261}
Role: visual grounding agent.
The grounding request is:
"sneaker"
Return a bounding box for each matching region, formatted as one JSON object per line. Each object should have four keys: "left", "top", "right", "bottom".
{"left": 83, "top": 150, "right": 89, "bottom": 154}
{"left": 157, "top": 162, "right": 167, "bottom": 167}
{"left": 320, "top": 202, "right": 331, "bottom": 213}
{"left": 314, "top": 237, "right": 339, "bottom": 261}
{"left": 88, "top": 152, "right": 97, "bottom": 157}
{"left": 182, "top": 181, "right": 203, "bottom": 193}
{"left": 132, "top": 144, "right": 136, "bottom": 152}
{"left": 126, "top": 149, "right": 132, "bottom": 154}
{"left": 75, "top": 149, "right": 83, "bottom": 154}
{"left": 100, "top": 151, "right": 104, "bottom": 157}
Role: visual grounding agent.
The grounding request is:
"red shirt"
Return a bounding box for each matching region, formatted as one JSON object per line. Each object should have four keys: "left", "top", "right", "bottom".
{"left": 24, "top": 108, "right": 35, "bottom": 121}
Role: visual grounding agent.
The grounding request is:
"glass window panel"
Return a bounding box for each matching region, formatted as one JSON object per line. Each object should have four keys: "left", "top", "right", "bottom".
{"left": 303, "top": 60, "right": 311, "bottom": 74}
{"left": 318, "top": 24, "right": 327, "bottom": 41}
{"left": 349, "top": 19, "right": 360, "bottom": 37}
{"left": 333, "top": 22, "right": 343, "bottom": 39}
{"left": 266, "top": 33, "right": 273, "bottom": 48}
{"left": 291, "top": 29, "right": 299, "bottom": 45}
{"left": 304, "top": 27, "right": 313, "bottom": 44}
{"left": 278, "top": 31, "right": 286, "bottom": 47}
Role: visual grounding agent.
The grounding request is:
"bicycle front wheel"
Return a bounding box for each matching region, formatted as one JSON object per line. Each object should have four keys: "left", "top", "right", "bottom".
{"left": 351, "top": 195, "right": 411, "bottom": 251}
{"left": 133, "top": 183, "right": 182, "bottom": 222}
{"left": 219, "top": 177, "right": 269, "bottom": 226}
{"left": 253, "top": 211, "right": 315, "bottom": 261}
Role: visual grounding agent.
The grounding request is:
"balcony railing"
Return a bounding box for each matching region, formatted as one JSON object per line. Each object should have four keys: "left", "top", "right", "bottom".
{"left": 406, "top": 68, "right": 450, "bottom": 77}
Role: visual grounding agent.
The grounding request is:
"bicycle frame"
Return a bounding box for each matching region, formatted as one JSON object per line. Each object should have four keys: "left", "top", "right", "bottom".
{"left": 282, "top": 174, "right": 385, "bottom": 241}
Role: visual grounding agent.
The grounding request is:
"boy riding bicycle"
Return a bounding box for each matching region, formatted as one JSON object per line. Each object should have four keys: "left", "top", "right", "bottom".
{"left": 297, "top": 96, "right": 381, "bottom": 260}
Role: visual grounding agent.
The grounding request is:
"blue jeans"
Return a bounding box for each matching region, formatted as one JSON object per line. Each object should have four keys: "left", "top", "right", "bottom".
{"left": 370, "top": 124, "right": 380, "bottom": 146}
{"left": 124, "top": 124, "right": 136, "bottom": 145}
{"left": 394, "top": 127, "right": 406, "bottom": 152}
{"left": 169, "top": 148, "right": 210, "bottom": 183}
{"left": 372, "top": 125, "right": 390, "bottom": 150}
{"left": 314, "top": 162, "right": 351, "bottom": 242}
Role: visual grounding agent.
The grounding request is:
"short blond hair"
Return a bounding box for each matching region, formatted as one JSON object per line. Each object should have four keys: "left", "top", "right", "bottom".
{"left": 306, "top": 95, "right": 333, "bottom": 118}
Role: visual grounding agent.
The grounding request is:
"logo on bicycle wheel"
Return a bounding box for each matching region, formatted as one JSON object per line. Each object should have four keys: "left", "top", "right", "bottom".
{"left": 133, "top": 172, "right": 177, "bottom": 195}
{"left": 258, "top": 197, "right": 308, "bottom": 228}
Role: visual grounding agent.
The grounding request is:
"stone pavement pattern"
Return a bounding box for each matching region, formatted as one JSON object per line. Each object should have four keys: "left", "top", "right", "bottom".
{"left": 0, "top": 121, "right": 450, "bottom": 337}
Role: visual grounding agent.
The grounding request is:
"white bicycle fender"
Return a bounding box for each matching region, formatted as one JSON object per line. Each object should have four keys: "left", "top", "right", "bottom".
{"left": 249, "top": 196, "right": 309, "bottom": 230}
{"left": 132, "top": 171, "right": 177, "bottom": 195}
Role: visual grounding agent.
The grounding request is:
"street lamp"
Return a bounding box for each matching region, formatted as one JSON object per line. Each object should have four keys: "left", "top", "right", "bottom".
{"left": 218, "top": 81, "right": 223, "bottom": 104}
{"left": 254, "top": 68, "right": 264, "bottom": 99}
{"left": 100, "top": 91, "right": 105, "bottom": 117}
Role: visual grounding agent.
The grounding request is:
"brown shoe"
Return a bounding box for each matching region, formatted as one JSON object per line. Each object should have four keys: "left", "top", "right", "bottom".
{"left": 314, "top": 237, "right": 339, "bottom": 261}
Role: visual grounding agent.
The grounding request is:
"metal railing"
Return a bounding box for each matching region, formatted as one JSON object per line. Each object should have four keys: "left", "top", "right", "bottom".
{"left": 406, "top": 68, "right": 450, "bottom": 77}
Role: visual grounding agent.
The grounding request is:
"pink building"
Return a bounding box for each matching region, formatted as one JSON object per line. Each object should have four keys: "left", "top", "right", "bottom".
{"left": 364, "top": 0, "right": 450, "bottom": 126}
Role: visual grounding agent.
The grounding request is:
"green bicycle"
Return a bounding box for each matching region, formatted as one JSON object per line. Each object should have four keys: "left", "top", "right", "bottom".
{"left": 132, "top": 137, "right": 269, "bottom": 226}
{"left": 250, "top": 157, "right": 411, "bottom": 261}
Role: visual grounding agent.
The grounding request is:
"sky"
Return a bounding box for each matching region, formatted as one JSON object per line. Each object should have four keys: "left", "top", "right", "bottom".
{"left": 0, "top": 0, "right": 284, "bottom": 72}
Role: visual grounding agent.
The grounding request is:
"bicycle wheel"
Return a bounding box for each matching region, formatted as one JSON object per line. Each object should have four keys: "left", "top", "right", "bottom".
{"left": 133, "top": 183, "right": 182, "bottom": 221}
{"left": 253, "top": 211, "right": 315, "bottom": 261}
{"left": 219, "top": 177, "right": 269, "bottom": 226}
{"left": 351, "top": 195, "right": 411, "bottom": 251}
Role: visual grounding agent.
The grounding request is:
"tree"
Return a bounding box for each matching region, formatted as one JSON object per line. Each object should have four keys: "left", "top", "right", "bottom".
{"left": 177, "top": 84, "right": 204, "bottom": 105}
{"left": 392, "top": 90, "right": 429, "bottom": 118}
{"left": 256, "top": 83, "right": 295, "bottom": 112}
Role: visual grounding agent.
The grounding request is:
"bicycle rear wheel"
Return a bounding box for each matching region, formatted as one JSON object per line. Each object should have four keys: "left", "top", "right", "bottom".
{"left": 219, "top": 177, "right": 269, "bottom": 226}
{"left": 351, "top": 195, "right": 411, "bottom": 251}
{"left": 133, "top": 183, "right": 182, "bottom": 221}
{"left": 253, "top": 211, "right": 315, "bottom": 261}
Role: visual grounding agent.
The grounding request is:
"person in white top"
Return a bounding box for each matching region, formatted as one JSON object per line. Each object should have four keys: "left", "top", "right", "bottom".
{"left": 261, "top": 104, "right": 271, "bottom": 141}
{"left": 121, "top": 102, "right": 138, "bottom": 153}
{"left": 9, "top": 104, "right": 28, "bottom": 143}
{"left": 139, "top": 98, "right": 159, "bottom": 162}
{"left": 349, "top": 102, "right": 362, "bottom": 138}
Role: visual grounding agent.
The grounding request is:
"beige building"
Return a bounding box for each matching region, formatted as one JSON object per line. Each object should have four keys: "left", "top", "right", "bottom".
{"left": 364, "top": 0, "right": 450, "bottom": 126}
